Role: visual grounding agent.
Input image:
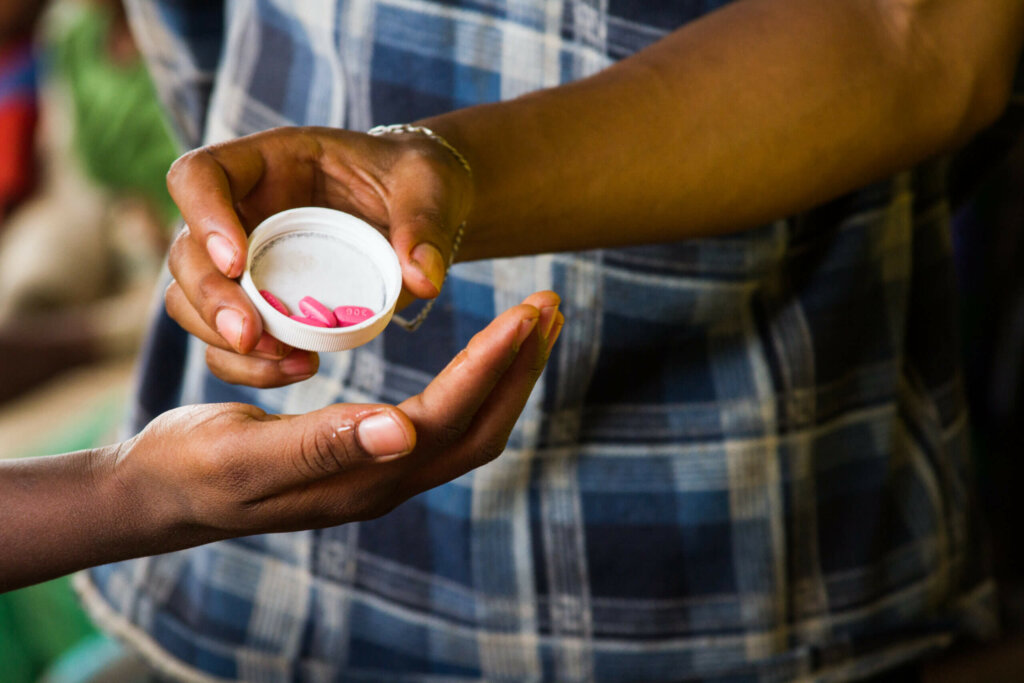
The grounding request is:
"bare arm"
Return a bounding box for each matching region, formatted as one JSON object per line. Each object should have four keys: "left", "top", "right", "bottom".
{"left": 162, "top": 0, "right": 1023, "bottom": 388}
{"left": 421, "top": 0, "right": 1024, "bottom": 260}
{"left": 0, "top": 292, "right": 563, "bottom": 592}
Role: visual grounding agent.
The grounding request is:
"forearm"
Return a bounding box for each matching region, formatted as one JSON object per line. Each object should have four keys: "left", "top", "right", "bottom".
{"left": 422, "top": 0, "right": 1023, "bottom": 261}
{"left": 0, "top": 445, "right": 190, "bottom": 592}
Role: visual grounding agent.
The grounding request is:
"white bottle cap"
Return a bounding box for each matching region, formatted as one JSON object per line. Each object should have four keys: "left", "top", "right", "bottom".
{"left": 239, "top": 207, "right": 402, "bottom": 352}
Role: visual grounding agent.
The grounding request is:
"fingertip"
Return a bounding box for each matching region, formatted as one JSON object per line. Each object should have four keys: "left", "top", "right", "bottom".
{"left": 482, "top": 302, "right": 540, "bottom": 353}
{"left": 402, "top": 271, "right": 439, "bottom": 300}
{"left": 240, "top": 300, "right": 265, "bottom": 353}
{"left": 409, "top": 242, "right": 445, "bottom": 296}
{"left": 214, "top": 305, "right": 263, "bottom": 355}
{"left": 522, "top": 290, "right": 561, "bottom": 311}
{"left": 400, "top": 263, "right": 440, "bottom": 299}
{"left": 546, "top": 311, "right": 565, "bottom": 354}
{"left": 214, "top": 308, "right": 246, "bottom": 351}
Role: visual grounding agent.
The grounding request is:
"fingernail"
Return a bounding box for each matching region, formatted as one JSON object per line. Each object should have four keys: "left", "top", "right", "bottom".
{"left": 207, "top": 233, "right": 237, "bottom": 276}
{"left": 254, "top": 333, "right": 289, "bottom": 358}
{"left": 279, "top": 350, "right": 317, "bottom": 377}
{"left": 546, "top": 312, "right": 565, "bottom": 354}
{"left": 539, "top": 304, "right": 559, "bottom": 339}
{"left": 215, "top": 308, "right": 245, "bottom": 350}
{"left": 515, "top": 316, "right": 538, "bottom": 350}
{"left": 411, "top": 243, "right": 445, "bottom": 294}
{"left": 357, "top": 412, "right": 412, "bottom": 458}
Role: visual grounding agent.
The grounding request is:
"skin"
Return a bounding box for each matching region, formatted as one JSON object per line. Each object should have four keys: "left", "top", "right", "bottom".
{"left": 163, "top": 0, "right": 1024, "bottom": 389}
{"left": 0, "top": 291, "right": 564, "bottom": 593}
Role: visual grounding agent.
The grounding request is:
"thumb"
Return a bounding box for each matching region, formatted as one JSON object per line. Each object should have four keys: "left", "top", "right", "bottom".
{"left": 246, "top": 404, "right": 417, "bottom": 487}
{"left": 389, "top": 204, "right": 452, "bottom": 300}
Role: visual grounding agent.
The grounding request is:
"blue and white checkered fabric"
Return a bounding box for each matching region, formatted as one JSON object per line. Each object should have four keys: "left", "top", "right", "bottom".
{"left": 79, "top": 1, "right": 997, "bottom": 680}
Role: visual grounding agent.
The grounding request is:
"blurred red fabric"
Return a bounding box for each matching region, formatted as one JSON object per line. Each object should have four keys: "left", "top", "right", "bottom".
{"left": 0, "top": 36, "right": 39, "bottom": 216}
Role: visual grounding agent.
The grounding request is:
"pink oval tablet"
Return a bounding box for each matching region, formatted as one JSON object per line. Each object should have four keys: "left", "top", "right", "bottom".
{"left": 333, "top": 305, "right": 375, "bottom": 327}
{"left": 259, "top": 290, "right": 290, "bottom": 316}
{"left": 298, "top": 296, "right": 338, "bottom": 327}
{"left": 290, "top": 314, "right": 330, "bottom": 328}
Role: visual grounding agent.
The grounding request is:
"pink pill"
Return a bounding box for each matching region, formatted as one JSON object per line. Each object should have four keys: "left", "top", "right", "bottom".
{"left": 298, "top": 296, "right": 338, "bottom": 327}
{"left": 259, "top": 290, "right": 290, "bottom": 316}
{"left": 290, "top": 314, "right": 331, "bottom": 328}
{"left": 333, "top": 305, "right": 376, "bottom": 327}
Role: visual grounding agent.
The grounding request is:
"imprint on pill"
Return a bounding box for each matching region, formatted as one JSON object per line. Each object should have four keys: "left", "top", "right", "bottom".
{"left": 334, "top": 306, "right": 375, "bottom": 327}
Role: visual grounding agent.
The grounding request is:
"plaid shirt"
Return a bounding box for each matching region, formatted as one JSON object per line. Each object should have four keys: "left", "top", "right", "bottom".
{"left": 79, "top": 1, "right": 996, "bottom": 680}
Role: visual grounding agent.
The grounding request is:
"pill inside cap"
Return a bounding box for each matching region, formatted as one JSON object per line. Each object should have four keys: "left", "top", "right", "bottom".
{"left": 249, "top": 231, "right": 386, "bottom": 315}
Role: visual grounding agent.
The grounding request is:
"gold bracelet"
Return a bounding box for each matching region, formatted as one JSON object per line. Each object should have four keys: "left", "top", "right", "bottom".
{"left": 367, "top": 124, "right": 470, "bottom": 332}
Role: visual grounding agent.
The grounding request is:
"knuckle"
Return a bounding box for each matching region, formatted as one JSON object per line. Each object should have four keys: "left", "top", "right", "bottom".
{"left": 249, "top": 364, "right": 290, "bottom": 388}
{"left": 483, "top": 359, "right": 509, "bottom": 387}
{"left": 476, "top": 432, "right": 512, "bottom": 464}
{"left": 163, "top": 283, "right": 191, "bottom": 326}
{"left": 410, "top": 206, "right": 446, "bottom": 230}
{"left": 165, "top": 159, "right": 183, "bottom": 190}
{"left": 166, "top": 149, "right": 201, "bottom": 189}
{"left": 163, "top": 282, "right": 179, "bottom": 312}
{"left": 435, "top": 421, "right": 468, "bottom": 450}
{"left": 207, "top": 356, "right": 287, "bottom": 389}
{"left": 449, "top": 347, "right": 471, "bottom": 369}
{"left": 298, "top": 424, "right": 359, "bottom": 477}
{"left": 196, "top": 271, "right": 225, "bottom": 306}
{"left": 529, "top": 352, "right": 549, "bottom": 380}
{"left": 457, "top": 343, "right": 508, "bottom": 387}
{"left": 167, "top": 232, "right": 190, "bottom": 273}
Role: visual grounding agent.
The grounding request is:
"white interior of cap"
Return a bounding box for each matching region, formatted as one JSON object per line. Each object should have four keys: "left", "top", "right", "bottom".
{"left": 250, "top": 231, "right": 386, "bottom": 313}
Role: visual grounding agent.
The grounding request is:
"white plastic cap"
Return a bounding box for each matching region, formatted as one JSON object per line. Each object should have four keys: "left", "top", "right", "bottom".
{"left": 239, "top": 207, "right": 402, "bottom": 352}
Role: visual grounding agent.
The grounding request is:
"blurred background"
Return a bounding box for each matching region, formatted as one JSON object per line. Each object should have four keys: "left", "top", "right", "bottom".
{"left": 0, "top": 1, "right": 1023, "bottom": 681}
{"left": 1, "top": 0, "right": 176, "bottom": 680}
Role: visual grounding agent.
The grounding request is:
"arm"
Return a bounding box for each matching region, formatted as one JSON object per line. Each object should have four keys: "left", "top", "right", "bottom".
{"left": 0, "top": 292, "right": 563, "bottom": 592}
{"left": 161, "top": 0, "right": 1023, "bottom": 387}
{"left": 421, "top": 0, "right": 1024, "bottom": 260}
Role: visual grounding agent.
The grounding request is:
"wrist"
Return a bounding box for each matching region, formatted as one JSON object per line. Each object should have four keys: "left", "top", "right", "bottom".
{"left": 0, "top": 441, "right": 192, "bottom": 591}
{"left": 368, "top": 124, "right": 472, "bottom": 179}
{"left": 98, "top": 435, "right": 206, "bottom": 555}
{"left": 415, "top": 108, "right": 505, "bottom": 262}
{"left": 368, "top": 123, "right": 475, "bottom": 225}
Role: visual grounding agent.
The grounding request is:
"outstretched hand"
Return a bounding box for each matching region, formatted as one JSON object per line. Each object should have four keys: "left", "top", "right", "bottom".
{"left": 0, "top": 292, "right": 562, "bottom": 592}
{"left": 119, "top": 291, "right": 561, "bottom": 540}
{"left": 163, "top": 125, "right": 473, "bottom": 387}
